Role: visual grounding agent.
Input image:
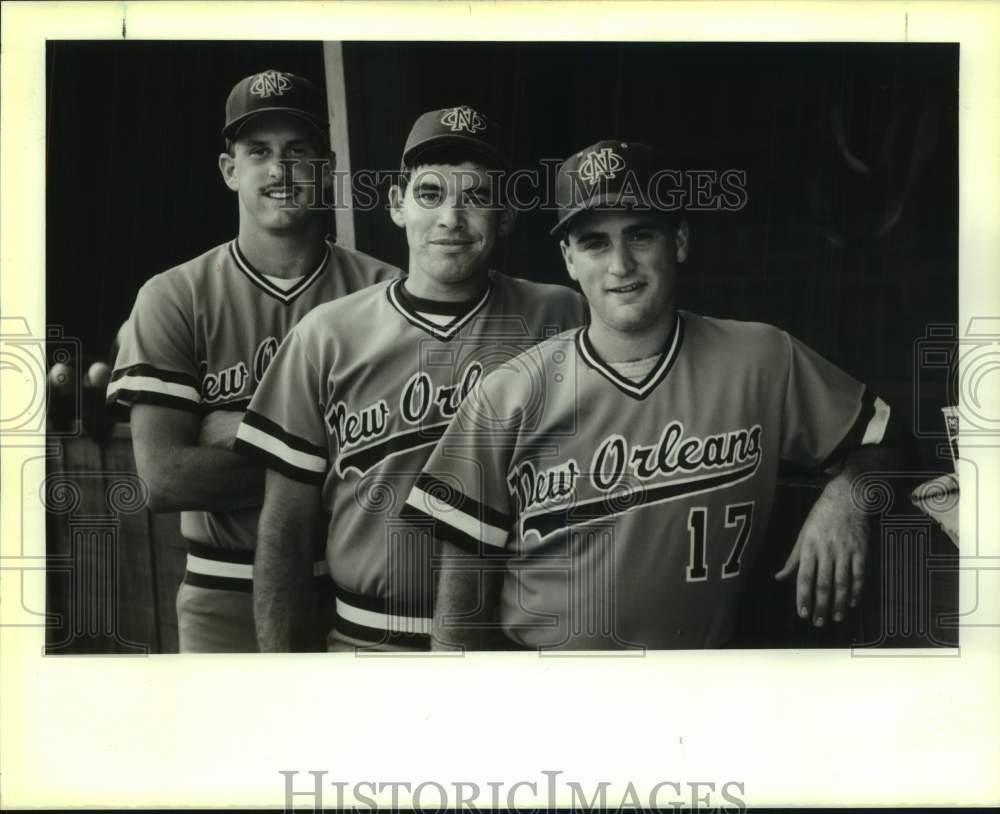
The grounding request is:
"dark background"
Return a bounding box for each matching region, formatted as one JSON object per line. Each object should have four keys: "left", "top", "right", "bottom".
{"left": 47, "top": 40, "right": 958, "bottom": 469}
{"left": 45, "top": 41, "right": 959, "bottom": 652}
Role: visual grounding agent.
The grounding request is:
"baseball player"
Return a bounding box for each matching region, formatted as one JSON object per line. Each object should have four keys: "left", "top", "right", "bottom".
{"left": 234, "top": 106, "right": 587, "bottom": 652}
{"left": 405, "top": 139, "right": 907, "bottom": 650}
{"left": 107, "top": 70, "right": 400, "bottom": 652}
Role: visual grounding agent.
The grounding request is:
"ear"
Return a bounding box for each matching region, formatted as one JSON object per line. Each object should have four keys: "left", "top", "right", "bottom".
{"left": 320, "top": 149, "right": 337, "bottom": 191}
{"left": 218, "top": 152, "right": 239, "bottom": 191}
{"left": 674, "top": 220, "right": 690, "bottom": 263}
{"left": 388, "top": 184, "right": 406, "bottom": 228}
{"left": 560, "top": 238, "right": 579, "bottom": 282}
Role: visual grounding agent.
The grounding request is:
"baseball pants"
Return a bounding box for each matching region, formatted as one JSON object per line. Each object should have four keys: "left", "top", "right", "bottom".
{"left": 177, "top": 541, "right": 334, "bottom": 653}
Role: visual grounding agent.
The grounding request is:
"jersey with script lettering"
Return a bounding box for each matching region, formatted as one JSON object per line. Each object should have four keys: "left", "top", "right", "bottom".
{"left": 107, "top": 239, "right": 400, "bottom": 550}
{"left": 234, "top": 274, "right": 585, "bottom": 642}
{"left": 405, "top": 311, "right": 895, "bottom": 650}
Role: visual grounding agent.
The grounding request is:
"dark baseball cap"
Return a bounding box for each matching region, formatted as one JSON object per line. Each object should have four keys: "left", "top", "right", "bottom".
{"left": 551, "top": 139, "right": 674, "bottom": 236}
{"left": 402, "top": 106, "right": 508, "bottom": 169}
{"left": 222, "top": 69, "right": 328, "bottom": 140}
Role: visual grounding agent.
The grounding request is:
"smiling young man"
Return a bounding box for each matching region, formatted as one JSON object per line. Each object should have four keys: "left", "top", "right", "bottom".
{"left": 107, "top": 70, "right": 400, "bottom": 652}
{"left": 235, "top": 106, "right": 586, "bottom": 652}
{"left": 407, "top": 139, "right": 907, "bottom": 650}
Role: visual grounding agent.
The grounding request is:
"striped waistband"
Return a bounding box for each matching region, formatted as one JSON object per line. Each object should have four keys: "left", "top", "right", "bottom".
{"left": 332, "top": 585, "right": 432, "bottom": 650}
{"left": 184, "top": 541, "right": 328, "bottom": 593}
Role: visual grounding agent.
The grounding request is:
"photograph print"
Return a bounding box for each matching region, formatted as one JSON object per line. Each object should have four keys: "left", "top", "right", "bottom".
{"left": 44, "top": 39, "right": 960, "bottom": 655}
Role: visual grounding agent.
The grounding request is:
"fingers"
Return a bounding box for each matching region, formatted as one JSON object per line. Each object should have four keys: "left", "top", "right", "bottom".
{"left": 833, "top": 555, "right": 850, "bottom": 622}
{"left": 850, "top": 549, "right": 866, "bottom": 608}
{"left": 795, "top": 543, "right": 816, "bottom": 620}
{"left": 785, "top": 527, "right": 866, "bottom": 626}
{"left": 774, "top": 537, "right": 802, "bottom": 582}
{"left": 812, "top": 546, "right": 833, "bottom": 626}
{"left": 774, "top": 552, "right": 797, "bottom": 581}
{"left": 811, "top": 540, "right": 865, "bottom": 626}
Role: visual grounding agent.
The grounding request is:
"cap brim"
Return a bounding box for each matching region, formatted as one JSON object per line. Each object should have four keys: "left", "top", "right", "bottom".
{"left": 222, "top": 108, "right": 329, "bottom": 140}
{"left": 549, "top": 191, "right": 657, "bottom": 236}
{"left": 402, "top": 134, "right": 507, "bottom": 169}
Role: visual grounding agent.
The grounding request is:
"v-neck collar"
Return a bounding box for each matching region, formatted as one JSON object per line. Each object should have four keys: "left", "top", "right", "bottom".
{"left": 576, "top": 312, "right": 684, "bottom": 399}
{"left": 230, "top": 240, "right": 330, "bottom": 304}
{"left": 385, "top": 277, "right": 493, "bottom": 341}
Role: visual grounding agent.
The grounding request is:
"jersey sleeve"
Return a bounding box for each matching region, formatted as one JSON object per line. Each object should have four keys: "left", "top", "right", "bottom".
{"left": 106, "top": 274, "right": 201, "bottom": 414}
{"left": 534, "top": 283, "right": 588, "bottom": 336}
{"left": 403, "top": 365, "right": 523, "bottom": 554}
{"left": 233, "top": 327, "right": 328, "bottom": 484}
{"left": 780, "top": 331, "right": 893, "bottom": 469}
{"left": 330, "top": 242, "right": 402, "bottom": 289}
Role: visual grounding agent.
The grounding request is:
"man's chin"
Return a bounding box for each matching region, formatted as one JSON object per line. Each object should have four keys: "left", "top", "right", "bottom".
{"left": 429, "top": 260, "right": 485, "bottom": 283}
{"left": 603, "top": 309, "right": 660, "bottom": 335}
{"left": 259, "top": 210, "right": 317, "bottom": 233}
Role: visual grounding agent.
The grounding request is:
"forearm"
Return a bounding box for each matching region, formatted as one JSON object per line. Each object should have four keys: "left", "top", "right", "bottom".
{"left": 824, "top": 444, "right": 905, "bottom": 503}
{"left": 254, "top": 478, "right": 319, "bottom": 652}
{"left": 131, "top": 404, "right": 264, "bottom": 512}
{"left": 433, "top": 542, "right": 504, "bottom": 651}
{"left": 143, "top": 445, "right": 264, "bottom": 512}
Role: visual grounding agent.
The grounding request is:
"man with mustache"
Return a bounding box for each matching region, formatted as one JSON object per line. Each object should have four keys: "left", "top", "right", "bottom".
{"left": 108, "top": 70, "right": 399, "bottom": 652}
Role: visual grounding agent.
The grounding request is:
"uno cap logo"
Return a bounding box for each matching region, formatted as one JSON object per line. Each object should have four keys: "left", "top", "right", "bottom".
{"left": 439, "top": 106, "right": 486, "bottom": 134}
{"left": 250, "top": 70, "right": 292, "bottom": 99}
{"left": 578, "top": 146, "right": 626, "bottom": 184}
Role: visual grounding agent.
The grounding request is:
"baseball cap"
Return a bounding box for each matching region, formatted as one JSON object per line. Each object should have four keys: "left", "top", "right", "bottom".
{"left": 402, "top": 105, "right": 508, "bottom": 169}
{"left": 222, "top": 69, "right": 328, "bottom": 140}
{"left": 551, "top": 139, "right": 674, "bottom": 236}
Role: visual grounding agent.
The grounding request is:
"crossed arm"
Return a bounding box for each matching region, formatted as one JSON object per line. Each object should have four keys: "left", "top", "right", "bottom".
{"left": 130, "top": 403, "right": 264, "bottom": 512}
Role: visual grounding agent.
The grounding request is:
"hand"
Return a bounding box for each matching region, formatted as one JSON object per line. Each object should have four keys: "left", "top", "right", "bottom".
{"left": 775, "top": 480, "right": 869, "bottom": 627}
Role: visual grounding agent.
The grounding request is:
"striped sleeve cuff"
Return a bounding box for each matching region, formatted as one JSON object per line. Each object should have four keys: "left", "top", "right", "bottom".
{"left": 403, "top": 473, "right": 511, "bottom": 552}
{"left": 234, "top": 409, "right": 328, "bottom": 484}
{"left": 819, "top": 387, "right": 893, "bottom": 470}
{"left": 106, "top": 364, "right": 201, "bottom": 412}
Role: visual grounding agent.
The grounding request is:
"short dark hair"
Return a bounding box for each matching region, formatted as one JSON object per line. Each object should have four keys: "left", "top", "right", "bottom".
{"left": 399, "top": 145, "right": 507, "bottom": 205}
{"left": 400, "top": 146, "right": 503, "bottom": 189}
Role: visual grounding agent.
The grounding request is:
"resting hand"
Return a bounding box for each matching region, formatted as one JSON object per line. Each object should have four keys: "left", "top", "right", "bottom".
{"left": 775, "top": 478, "right": 868, "bottom": 626}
